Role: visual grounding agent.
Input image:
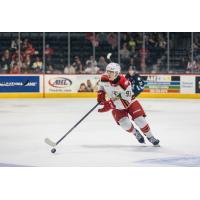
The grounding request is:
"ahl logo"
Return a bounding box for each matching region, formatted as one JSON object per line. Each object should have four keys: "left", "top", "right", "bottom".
{"left": 48, "top": 77, "right": 72, "bottom": 88}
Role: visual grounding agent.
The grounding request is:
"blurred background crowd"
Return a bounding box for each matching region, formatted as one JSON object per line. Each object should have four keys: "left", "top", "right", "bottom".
{"left": 1, "top": 32, "right": 200, "bottom": 75}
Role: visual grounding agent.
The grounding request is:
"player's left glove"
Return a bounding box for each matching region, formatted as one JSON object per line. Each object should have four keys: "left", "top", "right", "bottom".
{"left": 98, "top": 100, "right": 116, "bottom": 112}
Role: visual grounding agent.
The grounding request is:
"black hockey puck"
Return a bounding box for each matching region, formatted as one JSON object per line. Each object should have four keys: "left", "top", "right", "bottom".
{"left": 51, "top": 148, "right": 56, "bottom": 153}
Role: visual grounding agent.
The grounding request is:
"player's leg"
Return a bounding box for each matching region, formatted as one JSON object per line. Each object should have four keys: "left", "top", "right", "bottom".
{"left": 112, "top": 109, "right": 145, "bottom": 143}
{"left": 128, "top": 100, "right": 160, "bottom": 145}
{"left": 134, "top": 116, "right": 159, "bottom": 145}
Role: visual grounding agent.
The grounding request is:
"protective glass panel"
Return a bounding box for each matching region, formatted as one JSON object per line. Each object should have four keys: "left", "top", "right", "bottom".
{"left": 95, "top": 32, "right": 118, "bottom": 73}
{"left": 169, "top": 32, "right": 191, "bottom": 73}
{"left": 19, "top": 32, "right": 43, "bottom": 74}
{"left": 69, "top": 32, "right": 93, "bottom": 74}
{"left": 0, "top": 32, "right": 18, "bottom": 74}
{"left": 120, "top": 32, "right": 143, "bottom": 73}
{"left": 145, "top": 32, "right": 168, "bottom": 73}
{"left": 45, "top": 32, "right": 68, "bottom": 74}
{"left": 192, "top": 32, "right": 200, "bottom": 73}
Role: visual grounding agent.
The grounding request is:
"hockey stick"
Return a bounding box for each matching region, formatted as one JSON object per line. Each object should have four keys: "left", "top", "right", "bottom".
{"left": 45, "top": 102, "right": 100, "bottom": 150}
{"left": 106, "top": 53, "right": 113, "bottom": 63}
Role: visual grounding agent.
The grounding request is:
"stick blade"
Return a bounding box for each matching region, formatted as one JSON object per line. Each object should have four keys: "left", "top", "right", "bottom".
{"left": 107, "top": 53, "right": 112, "bottom": 60}
{"left": 44, "top": 138, "right": 57, "bottom": 147}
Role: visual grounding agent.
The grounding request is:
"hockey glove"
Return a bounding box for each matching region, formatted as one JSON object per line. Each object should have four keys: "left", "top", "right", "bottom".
{"left": 98, "top": 100, "right": 116, "bottom": 112}
{"left": 97, "top": 90, "right": 106, "bottom": 104}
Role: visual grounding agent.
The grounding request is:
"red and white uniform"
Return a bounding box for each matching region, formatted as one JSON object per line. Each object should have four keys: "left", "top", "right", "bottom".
{"left": 98, "top": 74, "right": 146, "bottom": 123}
{"left": 97, "top": 64, "right": 157, "bottom": 142}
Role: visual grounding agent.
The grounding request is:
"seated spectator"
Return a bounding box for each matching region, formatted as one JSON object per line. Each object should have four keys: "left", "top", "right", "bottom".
{"left": 86, "top": 80, "right": 94, "bottom": 92}
{"left": 32, "top": 57, "right": 43, "bottom": 73}
{"left": 107, "top": 33, "right": 117, "bottom": 49}
{"left": 72, "top": 56, "right": 83, "bottom": 73}
{"left": 10, "top": 57, "right": 22, "bottom": 69}
{"left": 21, "top": 38, "right": 29, "bottom": 51}
{"left": 25, "top": 43, "right": 36, "bottom": 56}
{"left": 158, "top": 36, "right": 167, "bottom": 50}
{"left": 86, "top": 56, "right": 97, "bottom": 67}
{"left": 10, "top": 62, "right": 20, "bottom": 74}
{"left": 78, "top": 83, "right": 88, "bottom": 92}
{"left": 10, "top": 38, "right": 19, "bottom": 52}
{"left": 84, "top": 62, "right": 100, "bottom": 74}
{"left": 151, "top": 58, "right": 162, "bottom": 73}
{"left": 45, "top": 64, "right": 54, "bottom": 74}
{"left": 128, "top": 37, "right": 136, "bottom": 50}
{"left": 186, "top": 60, "right": 197, "bottom": 73}
{"left": 0, "top": 49, "right": 11, "bottom": 73}
{"left": 64, "top": 65, "right": 76, "bottom": 74}
{"left": 97, "top": 56, "right": 107, "bottom": 71}
{"left": 196, "top": 62, "right": 200, "bottom": 72}
{"left": 45, "top": 44, "right": 54, "bottom": 58}
{"left": 21, "top": 55, "right": 31, "bottom": 73}
{"left": 85, "top": 32, "right": 99, "bottom": 47}
{"left": 135, "top": 32, "right": 143, "bottom": 48}
{"left": 120, "top": 43, "right": 130, "bottom": 60}
{"left": 12, "top": 50, "right": 24, "bottom": 62}
{"left": 120, "top": 43, "right": 131, "bottom": 67}
{"left": 85, "top": 32, "right": 93, "bottom": 41}
{"left": 2, "top": 49, "right": 10, "bottom": 59}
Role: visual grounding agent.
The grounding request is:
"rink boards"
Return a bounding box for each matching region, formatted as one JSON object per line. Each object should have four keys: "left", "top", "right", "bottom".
{"left": 0, "top": 74, "right": 200, "bottom": 98}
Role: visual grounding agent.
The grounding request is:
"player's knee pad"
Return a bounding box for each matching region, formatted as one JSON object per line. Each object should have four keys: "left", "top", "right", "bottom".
{"left": 134, "top": 116, "right": 147, "bottom": 128}
{"left": 118, "top": 117, "right": 134, "bottom": 132}
{"left": 134, "top": 116, "right": 150, "bottom": 133}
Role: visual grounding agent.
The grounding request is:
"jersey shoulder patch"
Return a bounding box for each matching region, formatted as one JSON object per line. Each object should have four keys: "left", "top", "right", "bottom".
{"left": 101, "top": 74, "right": 109, "bottom": 82}
{"left": 119, "top": 75, "right": 130, "bottom": 90}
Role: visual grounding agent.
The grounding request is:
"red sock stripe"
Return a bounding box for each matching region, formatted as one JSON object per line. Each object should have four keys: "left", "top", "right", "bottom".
{"left": 141, "top": 124, "right": 150, "bottom": 133}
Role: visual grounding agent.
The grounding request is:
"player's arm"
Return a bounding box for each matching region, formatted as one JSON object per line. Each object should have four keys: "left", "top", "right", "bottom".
{"left": 97, "top": 74, "right": 108, "bottom": 103}
{"left": 97, "top": 75, "right": 115, "bottom": 112}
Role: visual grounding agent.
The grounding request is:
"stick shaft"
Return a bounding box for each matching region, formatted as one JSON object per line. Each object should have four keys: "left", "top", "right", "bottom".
{"left": 56, "top": 102, "right": 100, "bottom": 145}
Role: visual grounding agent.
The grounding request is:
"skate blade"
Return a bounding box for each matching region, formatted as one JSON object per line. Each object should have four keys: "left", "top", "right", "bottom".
{"left": 153, "top": 144, "right": 160, "bottom": 147}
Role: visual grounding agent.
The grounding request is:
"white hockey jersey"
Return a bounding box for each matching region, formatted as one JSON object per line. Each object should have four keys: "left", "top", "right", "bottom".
{"left": 98, "top": 74, "right": 135, "bottom": 110}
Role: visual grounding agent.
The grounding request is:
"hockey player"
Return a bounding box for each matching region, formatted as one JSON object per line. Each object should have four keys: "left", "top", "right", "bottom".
{"left": 97, "top": 63, "right": 159, "bottom": 146}
{"left": 125, "top": 66, "right": 145, "bottom": 97}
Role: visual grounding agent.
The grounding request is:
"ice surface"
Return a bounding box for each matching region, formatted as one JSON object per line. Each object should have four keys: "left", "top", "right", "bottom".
{"left": 0, "top": 98, "right": 200, "bottom": 167}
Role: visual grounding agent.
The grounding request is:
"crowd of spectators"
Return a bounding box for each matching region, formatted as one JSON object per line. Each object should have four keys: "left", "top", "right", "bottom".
{"left": 1, "top": 33, "right": 200, "bottom": 75}
{"left": 78, "top": 79, "right": 99, "bottom": 93}
{"left": 119, "top": 32, "right": 168, "bottom": 73}
{"left": 186, "top": 33, "right": 200, "bottom": 73}
{"left": 63, "top": 55, "right": 106, "bottom": 74}
{"left": 0, "top": 38, "right": 45, "bottom": 74}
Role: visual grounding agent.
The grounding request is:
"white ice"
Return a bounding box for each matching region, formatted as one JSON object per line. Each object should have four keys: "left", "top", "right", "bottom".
{"left": 0, "top": 98, "right": 200, "bottom": 167}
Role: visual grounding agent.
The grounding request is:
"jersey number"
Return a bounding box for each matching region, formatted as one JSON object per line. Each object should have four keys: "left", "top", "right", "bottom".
{"left": 126, "top": 91, "right": 131, "bottom": 97}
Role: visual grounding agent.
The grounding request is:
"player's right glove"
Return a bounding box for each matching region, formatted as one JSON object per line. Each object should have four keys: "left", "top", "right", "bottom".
{"left": 97, "top": 90, "right": 106, "bottom": 104}
{"left": 98, "top": 100, "right": 116, "bottom": 112}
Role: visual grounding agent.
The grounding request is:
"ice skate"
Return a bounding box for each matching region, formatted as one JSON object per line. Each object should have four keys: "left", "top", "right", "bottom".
{"left": 147, "top": 136, "right": 160, "bottom": 146}
{"left": 134, "top": 129, "right": 145, "bottom": 144}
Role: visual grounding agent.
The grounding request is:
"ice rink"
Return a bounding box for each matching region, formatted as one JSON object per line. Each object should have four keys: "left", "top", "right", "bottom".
{"left": 0, "top": 98, "right": 200, "bottom": 167}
